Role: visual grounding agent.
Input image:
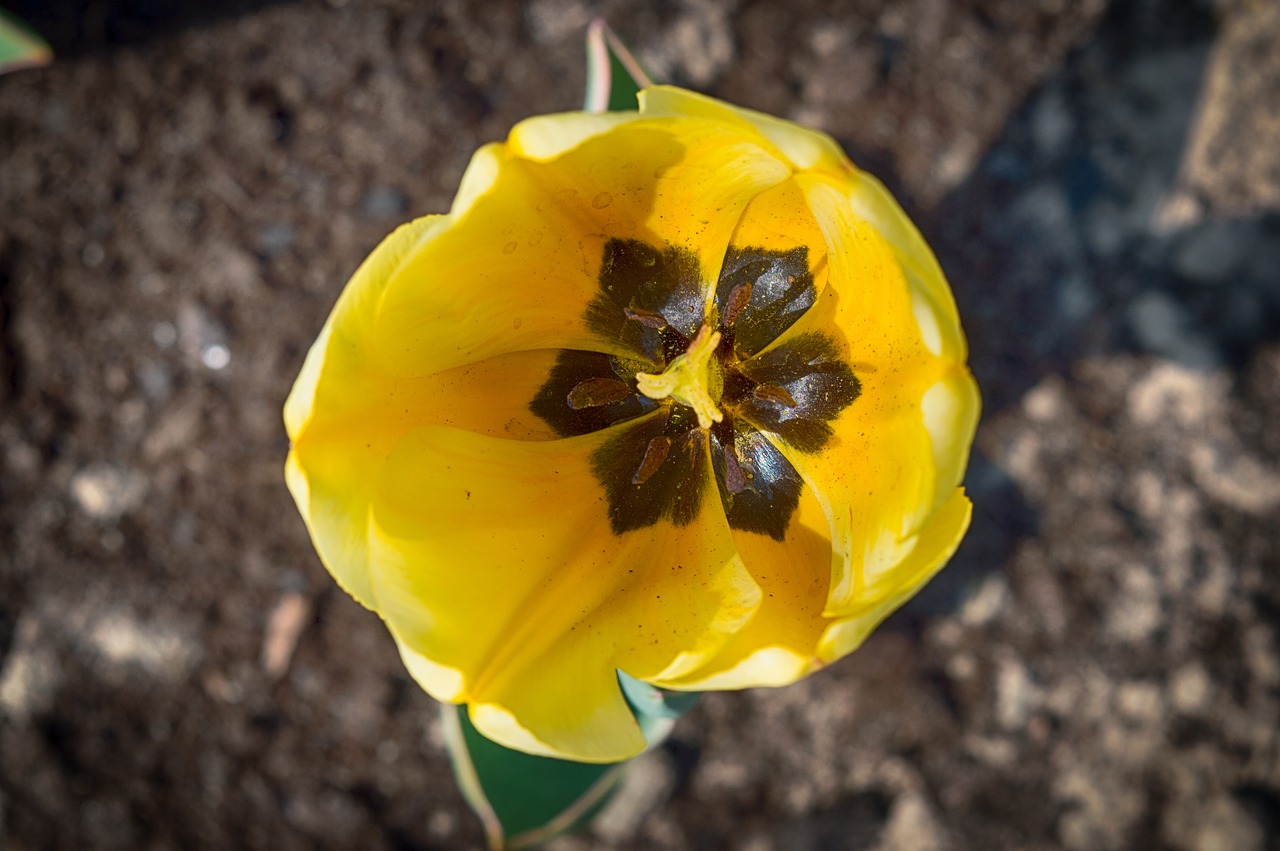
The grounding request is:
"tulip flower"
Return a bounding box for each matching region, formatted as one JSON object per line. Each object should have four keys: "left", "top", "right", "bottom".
{"left": 285, "top": 85, "right": 979, "bottom": 764}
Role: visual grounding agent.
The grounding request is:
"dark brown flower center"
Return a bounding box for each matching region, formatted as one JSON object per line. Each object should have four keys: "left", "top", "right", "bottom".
{"left": 530, "top": 238, "right": 859, "bottom": 540}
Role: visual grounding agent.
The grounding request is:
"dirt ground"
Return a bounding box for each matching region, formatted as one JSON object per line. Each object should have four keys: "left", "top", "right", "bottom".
{"left": 2, "top": 0, "right": 1279, "bottom": 849}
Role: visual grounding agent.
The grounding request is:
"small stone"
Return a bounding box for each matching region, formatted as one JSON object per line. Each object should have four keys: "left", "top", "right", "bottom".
{"left": 201, "top": 343, "right": 231, "bottom": 370}
{"left": 136, "top": 361, "right": 174, "bottom": 404}
{"left": 177, "top": 301, "right": 229, "bottom": 367}
{"left": 1116, "top": 681, "right": 1164, "bottom": 723}
{"left": 258, "top": 222, "right": 297, "bottom": 257}
{"left": 69, "top": 464, "right": 148, "bottom": 521}
{"left": 960, "top": 575, "right": 1010, "bottom": 627}
{"left": 427, "top": 809, "right": 455, "bottom": 838}
{"left": 1193, "top": 795, "right": 1265, "bottom": 851}
{"left": 1054, "top": 765, "right": 1143, "bottom": 851}
{"left": 1105, "top": 565, "right": 1161, "bottom": 643}
{"left": 1169, "top": 663, "right": 1211, "bottom": 713}
{"left": 1033, "top": 86, "right": 1074, "bottom": 158}
{"left": 877, "top": 791, "right": 947, "bottom": 851}
{"left": 1057, "top": 274, "right": 1099, "bottom": 323}
{"left": 1128, "top": 291, "right": 1222, "bottom": 369}
{"left": 1022, "top": 380, "right": 1067, "bottom": 423}
{"left": 88, "top": 612, "right": 200, "bottom": 681}
{"left": 360, "top": 185, "right": 408, "bottom": 218}
{"left": 0, "top": 615, "right": 59, "bottom": 721}
{"left": 1173, "top": 219, "right": 1247, "bottom": 284}
{"left": 1084, "top": 200, "right": 1130, "bottom": 258}
{"left": 996, "top": 656, "right": 1036, "bottom": 730}
{"left": 152, "top": 321, "right": 177, "bottom": 347}
{"left": 1175, "top": 2, "right": 1280, "bottom": 216}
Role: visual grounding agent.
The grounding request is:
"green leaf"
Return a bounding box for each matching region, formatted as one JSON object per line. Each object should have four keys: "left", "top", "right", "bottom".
{"left": 583, "top": 19, "right": 654, "bottom": 113}
{"left": 0, "top": 9, "right": 52, "bottom": 76}
{"left": 442, "top": 673, "right": 698, "bottom": 849}
{"left": 618, "top": 671, "right": 701, "bottom": 722}
{"left": 442, "top": 704, "right": 626, "bottom": 850}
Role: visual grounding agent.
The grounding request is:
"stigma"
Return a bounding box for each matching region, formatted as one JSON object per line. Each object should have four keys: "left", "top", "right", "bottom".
{"left": 635, "top": 324, "right": 724, "bottom": 429}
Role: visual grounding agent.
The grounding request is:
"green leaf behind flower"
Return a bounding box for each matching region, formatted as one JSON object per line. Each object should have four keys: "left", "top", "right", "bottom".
{"left": 0, "top": 9, "right": 51, "bottom": 76}
{"left": 583, "top": 19, "right": 654, "bottom": 113}
{"left": 442, "top": 672, "right": 697, "bottom": 849}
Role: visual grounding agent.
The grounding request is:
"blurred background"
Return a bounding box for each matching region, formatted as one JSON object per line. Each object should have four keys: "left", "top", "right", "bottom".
{"left": 1, "top": 0, "right": 1278, "bottom": 848}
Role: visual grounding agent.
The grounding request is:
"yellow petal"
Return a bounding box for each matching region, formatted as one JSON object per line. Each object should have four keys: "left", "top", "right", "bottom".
{"left": 374, "top": 115, "right": 790, "bottom": 377}
{"left": 367, "top": 424, "right": 760, "bottom": 762}
{"left": 640, "top": 85, "right": 852, "bottom": 177}
{"left": 284, "top": 215, "right": 448, "bottom": 607}
{"left": 756, "top": 178, "right": 973, "bottom": 617}
{"left": 817, "top": 488, "right": 972, "bottom": 661}
{"left": 507, "top": 111, "right": 640, "bottom": 162}
{"left": 922, "top": 368, "right": 981, "bottom": 506}
{"left": 725, "top": 176, "right": 829, "bottom": 293}
{"left": 657, "top": 482, "right": 833, "bottom": 690}
{"left": 285, "top": 87, "right": 981, "bottom": 760}
{"left": 846, "top": 171, "right": 967, "bottom": 359}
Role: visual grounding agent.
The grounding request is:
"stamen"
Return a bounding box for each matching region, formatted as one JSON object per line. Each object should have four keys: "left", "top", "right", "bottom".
{"left": 752, "top": 384, "right": 798, "bottom": 408}
{"left": 722, "top": 448, "right": 746, "bottom": 494}
{"left": 635, "top": 324, "right": 724, "bottom": 429}
{"left": 623, "top": 306, "right": 668, "bottom": 329}
{"left": 723, "top": 282, "right": 752, "bottom": 327}
{"left": 633, "top": 435, "right": 672, "bottom": 485}
{"left": 567, "top": 377, "right": 633, "bottom": 410}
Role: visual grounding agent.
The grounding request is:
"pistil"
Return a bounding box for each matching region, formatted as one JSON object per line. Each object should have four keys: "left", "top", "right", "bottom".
{"left": 635, "top": 324, "right": 724, "bottom": 429}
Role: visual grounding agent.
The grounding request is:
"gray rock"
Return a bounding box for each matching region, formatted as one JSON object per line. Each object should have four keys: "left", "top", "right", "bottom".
{"left": 69, "top": 464, "right": 148, "bottom": 521}
{"left": 1175, "top": 2, "right": 1280, "bottom": 216}
{"left": 1128, "top": 291, "right": 1222, "bottom": 369}
{"left": 1172, "top": 219, "right": 1248, "bottom": 284}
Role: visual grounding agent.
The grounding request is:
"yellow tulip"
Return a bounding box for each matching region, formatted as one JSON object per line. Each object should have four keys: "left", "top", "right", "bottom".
{"left": 284, "top": 86, "right": 979, "bottom": 763}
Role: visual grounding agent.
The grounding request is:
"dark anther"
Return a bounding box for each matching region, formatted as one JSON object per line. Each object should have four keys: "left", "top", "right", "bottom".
{"left": 723, "top": 282, "right": 752, "bottom": 327}
{"left": 751, "top": 384, "right": 798, "bottom": 408}
{"left": 624, "top": 306, "right": 668, "bottom": 329}
{"left": 568, "top": 377, "right": 633, "bottom": 410}
{"left": 531, "top": 350, "right": 657, "bottom": 437}
{"left": 722, "top": 449, "right": 746, "bottom": 494}
{"left": 535, "top": 237, "right": 859, "bottom": 539}
{"left": 633, "top": 435, "right": 672, "bottom": 485}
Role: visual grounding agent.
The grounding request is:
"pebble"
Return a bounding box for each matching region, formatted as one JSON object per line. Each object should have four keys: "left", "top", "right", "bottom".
{"left": 1170, "top": 663, "right": 1211, "bottom": 713}
{"left": 360, "top": 185, "right": 408, "bottom": 218}
{"left": 1116, "top": 681, "right": 1164, "bottom": 724}
{"left": 1032, "top": 86, "right": 1074, "bottom": 158}
{"left": 0, "top": 615, "right": 59, "bottom": 721}
{"left": 996, "top": 656, "right": 1036, "bottom": 730}
{"left": 960, "top": 575, "right": 1010, "bottom": 627}
{"left": 69, "top": 464, "right": 148, "bottom": 521}
{"left": 1193, "top": 795, "right": 1265, "bottom": 851}
{"left": 88, "top": 611, "right": 201, "bottom": 681}
{"left": 878, "top": 791, "right": 947, "bottom": 851}
{"left": 258, "top": 221, "right": 297, "bottom": 257}
{"left": 1173, "top": 219, "right": 1247, "bottom": 284}
{"left": 1128, "top": 291, "right": 1222, "bottom": 369}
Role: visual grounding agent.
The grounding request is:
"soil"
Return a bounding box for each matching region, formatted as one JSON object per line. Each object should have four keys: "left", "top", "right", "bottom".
{"left": 2, "top": 0, "right": 1278, "bottom": 849}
